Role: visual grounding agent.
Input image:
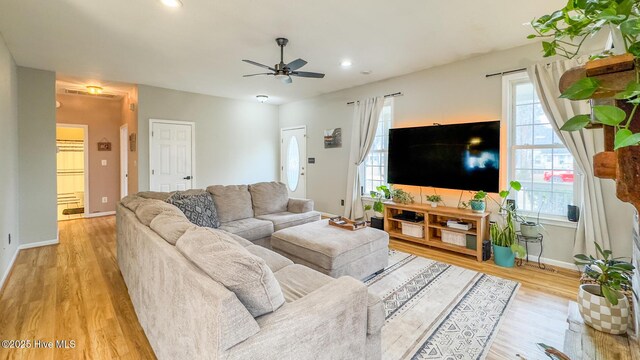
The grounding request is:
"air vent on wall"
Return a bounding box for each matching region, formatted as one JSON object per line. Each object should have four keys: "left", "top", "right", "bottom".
{"left": 64, "top": 89, "right": 120, "bottom": 99}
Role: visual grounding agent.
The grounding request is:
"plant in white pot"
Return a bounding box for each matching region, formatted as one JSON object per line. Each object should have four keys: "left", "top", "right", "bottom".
{"left": 369, "top": 185, "right": 391, "bottom": 218}
{"left": 574, "top": 242, "right": 636, "bottom": 335}
{"left": 520, "top": 202, "right": 545, "bottom": 238}
{"left": 425, "top": 194, "right": 442, "bottom": 208}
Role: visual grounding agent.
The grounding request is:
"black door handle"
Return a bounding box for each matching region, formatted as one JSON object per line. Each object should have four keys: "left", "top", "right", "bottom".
{"left": 183, "top": 176, "right": 192, "bottom": 180}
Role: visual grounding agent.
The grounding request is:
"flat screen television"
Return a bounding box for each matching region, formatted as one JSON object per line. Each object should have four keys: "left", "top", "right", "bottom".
{"left": 387, "top": 121, "right": 500, "bottom": 192}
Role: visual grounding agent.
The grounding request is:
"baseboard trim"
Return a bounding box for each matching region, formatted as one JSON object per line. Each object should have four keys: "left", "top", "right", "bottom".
{"left": 19, "top": 238, "right": 59, "bottom": 250}
{"left": 525, "top": 254, "right": 576, "bottom": 270}
{"left": 85, "top": 211, "right": 116, "bottom": 218}
{"left": 0, "top": 247, "right": 20, "bottom": 292}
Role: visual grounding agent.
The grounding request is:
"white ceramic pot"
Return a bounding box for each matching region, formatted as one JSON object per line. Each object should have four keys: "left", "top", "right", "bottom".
{"left": 430, "top": 202, "right": 438, "bottom": 208}
{"left": 577, "top": 284, "right": 629, "bottom": 335}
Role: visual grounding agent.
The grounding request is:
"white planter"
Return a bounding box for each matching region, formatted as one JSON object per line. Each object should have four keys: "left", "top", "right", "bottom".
{"left": 430, "top": 202, "right": 438, "bottom": 208}
{"left": 578, "top": 284, "right": 629, "bottom": 335}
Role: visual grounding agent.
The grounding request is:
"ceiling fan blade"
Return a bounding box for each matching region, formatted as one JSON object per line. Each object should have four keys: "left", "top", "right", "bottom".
{"left": 286, "top": 58, "right": 307, "bottom": 71}
{"left": 242, "top": 59, "right": 276, "bottom": 71}
{"left": 281, "top": 76, "right": 293, "bottom": 84}
{"left": 243, "top": 73, "right": 273, "bottom": 77}
{"left": 290, "top": 71, "right": 325, "bottom": 79}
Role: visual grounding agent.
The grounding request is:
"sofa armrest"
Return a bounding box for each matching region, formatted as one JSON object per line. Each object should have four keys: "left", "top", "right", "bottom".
{"left": 226, "top": 276, "right": 370, "bottom": 359}
{"left": 287, "top": 198, "right": 314, "bottom": 213}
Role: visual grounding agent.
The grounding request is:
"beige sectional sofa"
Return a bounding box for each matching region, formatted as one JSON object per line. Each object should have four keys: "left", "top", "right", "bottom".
{"left": 117, "top": 182, "right": 384, "bottom": 359}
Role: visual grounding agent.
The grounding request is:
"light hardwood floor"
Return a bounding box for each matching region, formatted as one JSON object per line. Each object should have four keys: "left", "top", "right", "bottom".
{"left": 0, "top": 216, "right": 582, "bottom": 359}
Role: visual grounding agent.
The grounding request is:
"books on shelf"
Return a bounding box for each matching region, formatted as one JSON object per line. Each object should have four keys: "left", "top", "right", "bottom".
{"left": 446, "top": 220, "right": 472, "bottom": 231}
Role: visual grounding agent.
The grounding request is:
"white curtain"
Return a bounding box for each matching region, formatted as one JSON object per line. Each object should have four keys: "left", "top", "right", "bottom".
{"left": 528, "top": 56, "right": 611, "bottom": 256}
{"left": 344, "top": 97, "right": 384, "bottom": 219}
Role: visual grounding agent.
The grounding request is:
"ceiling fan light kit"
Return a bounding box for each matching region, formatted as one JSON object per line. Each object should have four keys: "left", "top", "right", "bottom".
{"left": 242, "top": 38, "right": 325, "bottom": 84}
{"left": 256, "top": 95, "right": 269, "bottom": 103}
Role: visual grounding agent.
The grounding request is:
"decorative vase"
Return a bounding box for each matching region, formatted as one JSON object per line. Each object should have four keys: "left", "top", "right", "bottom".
{"left": 577, "top": 284, "right": 629, "bottom": 335}
{"left": 430, "top": 202, "right": 438, "bottom": 208}
{"left": 520, "top": 222, "right": 539, "bottom": 237}
{"left": 469, "top": 199, "right": 486, "bottom": 213}
{"left": 492, "top": 244, "right": 515, "bottom": 267}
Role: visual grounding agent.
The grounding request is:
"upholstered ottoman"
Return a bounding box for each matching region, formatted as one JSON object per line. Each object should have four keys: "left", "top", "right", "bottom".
{"left": 271, "top": 219, "right": 389, "bottom": 280}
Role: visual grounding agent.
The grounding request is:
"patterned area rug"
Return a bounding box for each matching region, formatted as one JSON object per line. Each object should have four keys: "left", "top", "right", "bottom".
{"left": 366, "top": 250, "right": 520, "bottom": 360}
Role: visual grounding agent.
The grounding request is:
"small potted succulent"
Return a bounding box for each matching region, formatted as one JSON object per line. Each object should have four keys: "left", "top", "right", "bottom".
{"left": 425, "top": 194, "right": 442, "bottom": 208}
{"left": 574, "top": 242, "right": 635, "bottom": 335}
{"left": 469, "top": 191, "right": 487, "bottom": 213}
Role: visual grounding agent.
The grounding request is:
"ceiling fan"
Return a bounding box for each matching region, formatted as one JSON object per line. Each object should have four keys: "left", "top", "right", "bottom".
{"left": 242, "top": 38, "right": 325, "bottom": 84}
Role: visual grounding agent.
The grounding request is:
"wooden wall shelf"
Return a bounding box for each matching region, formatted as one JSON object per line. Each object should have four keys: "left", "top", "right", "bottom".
{"left": 383, "top": 202, "right": 490, "bottom": 261}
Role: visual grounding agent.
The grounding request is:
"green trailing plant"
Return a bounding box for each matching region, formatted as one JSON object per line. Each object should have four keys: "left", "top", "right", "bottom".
{"left": 574, "top": 241, "right": 636, "bottom": 305}
{"left": 489, "top": 181, "right": 527, "bottom": 259}
{"left": 369, "top": 185, "right": 390, "bottom": 214}
{"left": 529, "top": 0, "right": 640, "bottom": 149}
{"left": 425, "top": 194, "right": 442, "bottom": 203}
{"left": 390, "top": 188, "right": 415, "bottom": 204}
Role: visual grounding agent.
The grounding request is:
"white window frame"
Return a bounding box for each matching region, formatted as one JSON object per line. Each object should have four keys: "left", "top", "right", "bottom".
{"left": 361, "top": 98, "right": 394, "bottom": 196}
{"left": 502, "top": 72, "right": 580, "bottom": 226}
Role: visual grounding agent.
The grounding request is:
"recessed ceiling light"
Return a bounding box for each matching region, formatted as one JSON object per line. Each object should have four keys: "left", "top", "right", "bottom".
{"left": 340, "top": 60, "right": 352, "bottom": 68}
{"left": 86, "top": 85, "right": 103, "bottom": 95}
{"left": 256, "top": 95, "right": 269, "bottom": 103}
{"left": 360, "top": 70, "right": 372, "bottom": 75}
{"left": 160, "top": 0, "right": 183, "bottom": 8}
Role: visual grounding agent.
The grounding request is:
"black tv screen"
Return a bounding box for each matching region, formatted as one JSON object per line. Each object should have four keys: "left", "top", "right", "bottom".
{"left": 387, "top": 121, "right": 500, "bottom": 192}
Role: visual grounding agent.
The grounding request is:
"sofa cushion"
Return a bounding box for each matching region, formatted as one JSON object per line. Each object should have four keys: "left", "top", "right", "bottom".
{"left": 287, "top": 198, "right": 314, "bottom": 213}
{"left": 207, "top": 185, "right": 254, "bottom": 223}
{"left": 150, "top": 213, "right": 195, "bottom": 245}
{"left": 121, "top": 195, "right": 147, "bottom": 212}
{"left": 135, "top": 199, "right": 184, "bottom": 226}
{"left": 246, "top": 245, "right": 293, "bottom": 273}
{"left": 226, "top": 232, "right": 254, "bottom": 247}
{"left": 249, "top": 182, "right": 289, "bottom": 216}
{"left": 273, "top": 264, "right": 333, "bottom": 303}
{"left": 137, "top": 191, "right": 173, "bottom": 201}
{"left": 218, "top": 218, "right": 274, "bottom": 242}
{"left": 256, "top": 211, "right": 321, "bottom": 231}
{"left": 274, "top": 264, "right": 384, "bottom": 335}
{"left": 176, "top": 227, "right": 285, "bottom": 317}
{"left": 167, "top": 191, "right": 220, "bottom": 228}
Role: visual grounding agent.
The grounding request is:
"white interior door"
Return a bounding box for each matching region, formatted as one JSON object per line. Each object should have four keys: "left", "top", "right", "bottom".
{"left": 120, "top": 124, "right": 128, "bottom": 198}
{"left": 281, "top": 127, "right": 306, "bottom": 198}
{"left": 150, "top": 120, "right": 194, "bottom": 192}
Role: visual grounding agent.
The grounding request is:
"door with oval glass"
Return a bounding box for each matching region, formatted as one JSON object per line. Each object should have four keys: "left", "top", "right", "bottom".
{"left": 280, "top": 127, "right": 306, "bottom": 198}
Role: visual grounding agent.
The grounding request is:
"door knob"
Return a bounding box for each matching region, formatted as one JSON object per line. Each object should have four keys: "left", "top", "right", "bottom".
{"left": 183, "top": 176, "right": 192, "bottom": 180}
{"left": 300, "top": 172, "right": 305, "bottom": 175}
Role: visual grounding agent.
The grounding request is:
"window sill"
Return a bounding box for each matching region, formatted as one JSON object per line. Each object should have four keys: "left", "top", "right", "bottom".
{"left": 520, "top": 213, "right": 578, "bottom": 229}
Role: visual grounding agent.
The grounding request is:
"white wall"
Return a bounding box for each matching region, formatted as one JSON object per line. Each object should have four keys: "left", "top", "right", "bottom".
{"left": 137, "top": 85, "right": 280, "bottom": 190}
{"left": 0, "top": 34, "right": 19, "bottom": 287}
{"left": 17, "top": 67, "right": 58, "bottom": 247}
{"left": 279, "top": 41, "right": 634, "bottom": 264}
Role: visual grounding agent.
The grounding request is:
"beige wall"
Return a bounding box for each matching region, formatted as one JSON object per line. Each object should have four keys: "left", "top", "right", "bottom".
{"left": 279, "top": 41, "right": 634, "bottom": 264}
{"left": 0, "top": 34, "right": 19, "bottom": 285}
{"left": 56, "top": 94, "right": 122, "bottom": 214}
{"left": 17, "top": 67, "right": 57, "bottom": 246}
{"left": 121, "top": 86, "right": 139, "bottom": 194}
{"left": 136, "top": 85, "right": 280, "bottom": 190}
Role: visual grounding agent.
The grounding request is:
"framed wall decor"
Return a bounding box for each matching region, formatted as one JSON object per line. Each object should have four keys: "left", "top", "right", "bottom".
{"left": 129, "top": 132, "right": 137, "bottom": 152}
{"left": 324, "top": 128, "right": 342, "bottom": 148}
{"left": 97, "top": 138, "right": 112, "bottom": 151}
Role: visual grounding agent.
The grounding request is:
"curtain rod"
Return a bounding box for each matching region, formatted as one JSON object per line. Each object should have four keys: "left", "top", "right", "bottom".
{"left": 346, "top": 92, "right": 403, "bottom": 105}
{"left": 485, "top": 68, "right": 527, "bottom": 78}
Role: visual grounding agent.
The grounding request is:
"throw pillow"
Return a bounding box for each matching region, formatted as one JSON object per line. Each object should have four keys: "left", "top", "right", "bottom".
{"left": 167, "top": 191, "right": 221, "bottom": 228}
{"left": 176, "top": 227, "right": 285, "bottom": 317}
{"left": 248, "top": 182, "right": 289, "bottom": 216}
{"left": 135, "top": 199, "right": 185, "bottom": 226}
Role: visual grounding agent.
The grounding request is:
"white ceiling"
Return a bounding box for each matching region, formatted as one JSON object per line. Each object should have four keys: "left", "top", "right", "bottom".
{"left": 0, "top": 0, "right": 563, "bottom": 104}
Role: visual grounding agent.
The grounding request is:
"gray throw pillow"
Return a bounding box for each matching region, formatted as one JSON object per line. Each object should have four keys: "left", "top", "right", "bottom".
{"left": 167, "top": 191, "right": 221, "bottom": 228}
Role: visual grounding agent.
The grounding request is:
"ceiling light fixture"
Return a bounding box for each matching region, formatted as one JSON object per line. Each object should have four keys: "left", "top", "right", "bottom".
{"left": 340, "top": 60, "right": 353, "bottom": 68}
{"left": 160, "top": 0, "right": 183, "bottom": 8}
{"left": 256, "top": 95, "right": 269, "bottom": 103}
{"left": 86, "top": 85, "right": 103, "bottom": 95}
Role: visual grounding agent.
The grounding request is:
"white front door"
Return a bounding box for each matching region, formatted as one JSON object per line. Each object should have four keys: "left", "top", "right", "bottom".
{"left": 150, "top": 120, "right": 194, "bottom": 192}
{"left": 281, "top": 127, "right": 306, "bottom": 198}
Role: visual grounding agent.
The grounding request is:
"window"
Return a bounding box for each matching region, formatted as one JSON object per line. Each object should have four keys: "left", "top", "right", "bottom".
{"left": 504, "top": 73, "right": 577, "bottom": 218}
{"left": 362, "top": 99, "right": 393, "bottom": 195}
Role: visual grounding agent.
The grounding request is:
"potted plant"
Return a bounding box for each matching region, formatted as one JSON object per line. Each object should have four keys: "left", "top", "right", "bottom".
{"left": 390, "top": 187, "right": 415, "bottom": 205}
{"left": 520, "top": 202, "right": 545, "bottom": 238}
{"left": 574, "top": 242, "right": 635, "bottom": 335}
{"left": 489, "top": 182, "right": 527, "bottom": 267}
{"left": 369, "top": 185, "right": 390, "bottom": 218}
{"left": 529, "top": 1, "right": 640, "bottom": 149}
{"left": 425, "top": 194, "right": 442, "bottom": 208}
{"left": 469, "top": 191, "right": 487, "bottom": 213}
